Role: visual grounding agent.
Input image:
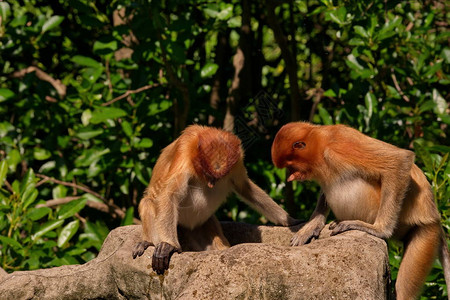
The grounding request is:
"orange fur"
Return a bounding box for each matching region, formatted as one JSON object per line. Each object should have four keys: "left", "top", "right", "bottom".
{"left": 136, "top": 125, "right": 298, "bottom": 260}
{"left": 272, "top": 122, "right": 449, "bottom": 300}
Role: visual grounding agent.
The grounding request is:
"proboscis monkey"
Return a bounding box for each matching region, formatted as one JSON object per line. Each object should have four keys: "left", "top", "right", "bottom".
{"left": 271, "top": 122, "right": 450, "bottom": 300}
{"left": 132, "top": 125, "right": 300, "bottom": 274}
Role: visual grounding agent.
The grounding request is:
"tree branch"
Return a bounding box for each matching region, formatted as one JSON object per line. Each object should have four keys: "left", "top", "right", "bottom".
{"left": 266, "top": 0, "right": 302, "bottom": 121}
{"left": 101, "top": 83, "right": 160, "bottom": 106}
{"left": 36, "top": 174, "right": 105, "bottom": 201}
{"left": 10, "top": 66, "right": 67, "bottom": 99}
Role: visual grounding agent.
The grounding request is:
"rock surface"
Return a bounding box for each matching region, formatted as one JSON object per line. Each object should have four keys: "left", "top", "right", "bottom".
{"left": 0, "top": 223, "right": 390, "bottom": 299}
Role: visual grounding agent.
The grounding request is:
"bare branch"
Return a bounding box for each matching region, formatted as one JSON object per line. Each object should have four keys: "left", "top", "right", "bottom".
{"left": 390, "top": 69, "right": 410, "bottom": 102}
{"left": 36, "top": 174, "right": 105, "bottom": 201}
{"left": 101, "top": 83, "right": 160, "bottom": 106}
{"left": 11, "top": 66, "right": 67, "bottom": 99}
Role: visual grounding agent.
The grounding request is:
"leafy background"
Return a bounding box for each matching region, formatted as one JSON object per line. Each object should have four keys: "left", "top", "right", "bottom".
{"left": 0, "top": 0, "right": 448, "bottom": 298}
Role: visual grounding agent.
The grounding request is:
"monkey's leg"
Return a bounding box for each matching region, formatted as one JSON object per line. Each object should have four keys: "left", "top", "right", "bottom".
{"left": 204, "top": 215, "right": 231, "bottom": 250}
{"left": 291, "top": 194, "right": 328, "bottom": 246}
{"left": 396, "top": 223, "right": 440, "bottom": 300}
{"left": 132, "top": 198, "right": 156, "bottom": 259}
{"left": 187, "top": 216, "right": 230, "bottom": 251}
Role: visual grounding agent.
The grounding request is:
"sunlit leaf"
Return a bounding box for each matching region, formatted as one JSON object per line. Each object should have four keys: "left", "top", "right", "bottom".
{"left": 0, "top": 160, "right": 7, "bottom": 187}
{"left": 57, "top": 220, "right": 80, "bottom": 247}
{"left": 58, "top": 198, "right": 87, "bottom": 219}
{"left": 200, "top": 63, "right": 219, "bottom": 78}
{"left": 0, "top": 88, "right": 15, "bottom": 102}
{"left": 31, "top": 219, "right": 65, "bottom": 241}
{"left": 27, "top": 206, "right": 52, "bottom": 221}
{"left": 42, "top": 16, "right": 64, "bottom": 33}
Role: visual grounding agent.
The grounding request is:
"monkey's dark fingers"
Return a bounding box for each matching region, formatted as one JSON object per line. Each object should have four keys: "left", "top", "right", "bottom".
{"left": 291, "top": 224, "right": 323, "bottom": 246}
{"left": 328, "top": 220, "right": 339, "bottom": 230}
{"left": 152, "top": 242, "right": 177, "bottom": 275}
{"left": 132, "top": 241, "right": 152, "bottom": 259}
{"left": 330, "top": 221, "right": 354, "bottom": 236}
{"left": 291, "top": 231, "right": 314, "bottom": 246}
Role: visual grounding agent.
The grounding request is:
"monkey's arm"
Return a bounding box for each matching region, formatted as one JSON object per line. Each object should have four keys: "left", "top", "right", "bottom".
{"left": 232, "top": 176, "right": 301, "bottom": 226}
{"left": 328, "top": 139, "right": 415, "bottom": 239}
{"left": 291, "top": 193, "right": 329, "bottom": 246}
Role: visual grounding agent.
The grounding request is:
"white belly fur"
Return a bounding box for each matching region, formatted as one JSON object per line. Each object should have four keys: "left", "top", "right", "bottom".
{"left": 177, "top": 179, "right": 231, "bottom": 229}
{"left": 323, "top": 177, "right": 380, "bottom": 223}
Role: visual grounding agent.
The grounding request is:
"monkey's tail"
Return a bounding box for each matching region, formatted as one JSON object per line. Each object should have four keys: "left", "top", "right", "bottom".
{"left": 439, "top": 226, "right": 450, "bottom": 299}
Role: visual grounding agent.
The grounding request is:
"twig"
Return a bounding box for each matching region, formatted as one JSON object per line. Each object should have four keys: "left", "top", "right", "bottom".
{"left": 105, "top": 59, "right": 113, "bottom": 96}
{"left": 390, "top": 69, "right": 410, "bottom": 102}
{"left": 36, "top": 196, "right": 125, "bottom": 219}
{"left": 34, "top": 174, "right": 141, "bottom": 224}
{"left": 36, "top": 196, "right": 81, "bottom": 207}
{"left": 35, "top": 174, "right": 105, "bottom": 201}
{"left": 4, "top": 180, "right": 13, "bottom": 193}
{"left": 10, "top": 66, "right": 67, "bottom": 99}
{"left": 101, "top": 83, "right": 160, "bottom": 106}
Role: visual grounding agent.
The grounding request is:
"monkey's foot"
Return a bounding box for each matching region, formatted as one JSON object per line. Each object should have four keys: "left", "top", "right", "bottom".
{"left": 132, "top": 240, "right": 152, "bottom": 259}
{"left": 329, "top": 220, "right": 380, "bottom": 237}
{"left": 291, "top": 222, "right": 324, "bottom": 246}
{"left": 152, "top": 242, "right": 181, "bottom": 275}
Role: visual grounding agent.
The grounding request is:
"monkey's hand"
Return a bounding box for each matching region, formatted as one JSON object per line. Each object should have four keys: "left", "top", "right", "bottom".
{"left": 132, "top": 240, "right": 152, "bottom": 259}
{"left": 291, "top": 220, "right": 325, "bottom": 246}
{"left": 152, "top": 242, "right": 181, "bottom": 275}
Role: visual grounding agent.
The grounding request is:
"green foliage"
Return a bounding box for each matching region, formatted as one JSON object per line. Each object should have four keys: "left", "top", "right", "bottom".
{"left": 0, "top": 165, "right": 107, "bottom": 271}
{"left": 0, "top": 0, "right": 448, "bottom": 297}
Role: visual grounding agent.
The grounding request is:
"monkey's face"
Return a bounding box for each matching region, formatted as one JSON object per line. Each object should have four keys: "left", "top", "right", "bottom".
{"left": 272, "top": 123, "right": 318, "bottom": 182}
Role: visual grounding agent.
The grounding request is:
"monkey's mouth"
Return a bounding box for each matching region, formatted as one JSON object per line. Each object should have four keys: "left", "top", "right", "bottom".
{"left": 287, "top": 167, "right": 308, "bottom": 182}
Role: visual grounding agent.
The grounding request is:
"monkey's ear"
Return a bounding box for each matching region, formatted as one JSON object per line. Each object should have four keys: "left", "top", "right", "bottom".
{"left": 292, "top": 141, "right": 306, "bottom": 150}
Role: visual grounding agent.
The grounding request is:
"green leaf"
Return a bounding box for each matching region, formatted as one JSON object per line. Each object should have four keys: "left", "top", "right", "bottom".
{"left": 121, "top": 121, "right": 133, "bottom": 137}
{"left": 0, "top": 236, "right": 22, "bottom": 251}
{"left": 23, "top": 189, "right": 38, "bottom": 210}
{"left": 42, "top": 16, "right": 64, "bottom": 33}
{"left": 432, "top": 89, "right": 447, "bottom": 115}
{"left": 76, "top": 128, "right": 104, "bottom": 140}
{"left": 318, "top": 104, "right": 333, "bottom": 125}
{"left": 81, "top": 109, "right": 92, "bottom": 126}
{"left": 32, "top": 219, "right": 65, "bottom": 241}
{"left": 0, "top": 160, "right": 7, "bottom": 187}
{"left": 200, "top": 63, "right": 219, "bottom": 78}
{"left": 323, "top": 89, "right": 337, "bottom": 98}
{"left": 20, "top": 169, "right": 35, "bottom": 194}
{"left": 0, "top": 2, "right": 11, "bottom": 23}
{"left": 75, "top": 148, "right": 110, "bottom": 167}
{"left": 93, "top": 40, "right": 118, "bottom": 55}
{"left": 58, "top": 198, "right": 87, "bottom": 219}
{"left": 7, "top": 149, "right": 21, "bottom": 172}
{"left": 346, "top": 54, "right": 364, "bottom": 71}
{"left": 27, "top": 207, "right": 52, "bottom": 221}
{"left": 414, "top": 142, "right": 433, "bottom": 174}
{"left": 33, "top": 148, "right": 51, "bottom": 160}
{"left": 121, "top": 207, "right": 134, "bottom": 226}
{"left": 57, "top": 220, "right": 79, "bottom": 248}
{"left": 71, "top": 55, "right": 102, "bottom": 68}
{"left": 354, "top": 26, "right": 369, "bottom": 39}
{"left": 0, "top": 88, "right": 15, "bottom": 102}
{"left": 442, "top": 48, "right": 450, "bottom": 64}
{"left": 90, "top": 107, "right": 127, "bottom": 124}
{"left": 136, "top": 138, "right": 153, "bottom": 148}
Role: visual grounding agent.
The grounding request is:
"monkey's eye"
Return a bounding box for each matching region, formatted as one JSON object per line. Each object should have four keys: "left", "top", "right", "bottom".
{"left": 292, "top": 141, "right": 306, "bottom": 150}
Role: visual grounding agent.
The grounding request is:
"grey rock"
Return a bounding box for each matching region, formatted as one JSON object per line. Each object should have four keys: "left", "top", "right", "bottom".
{"left": 0, "top": 223, "right": 390, "bottom": 299}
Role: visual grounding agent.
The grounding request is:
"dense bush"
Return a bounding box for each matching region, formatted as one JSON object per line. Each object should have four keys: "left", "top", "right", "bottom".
{"left": 0, "top": 0, "right": 448, "bottom": 298}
